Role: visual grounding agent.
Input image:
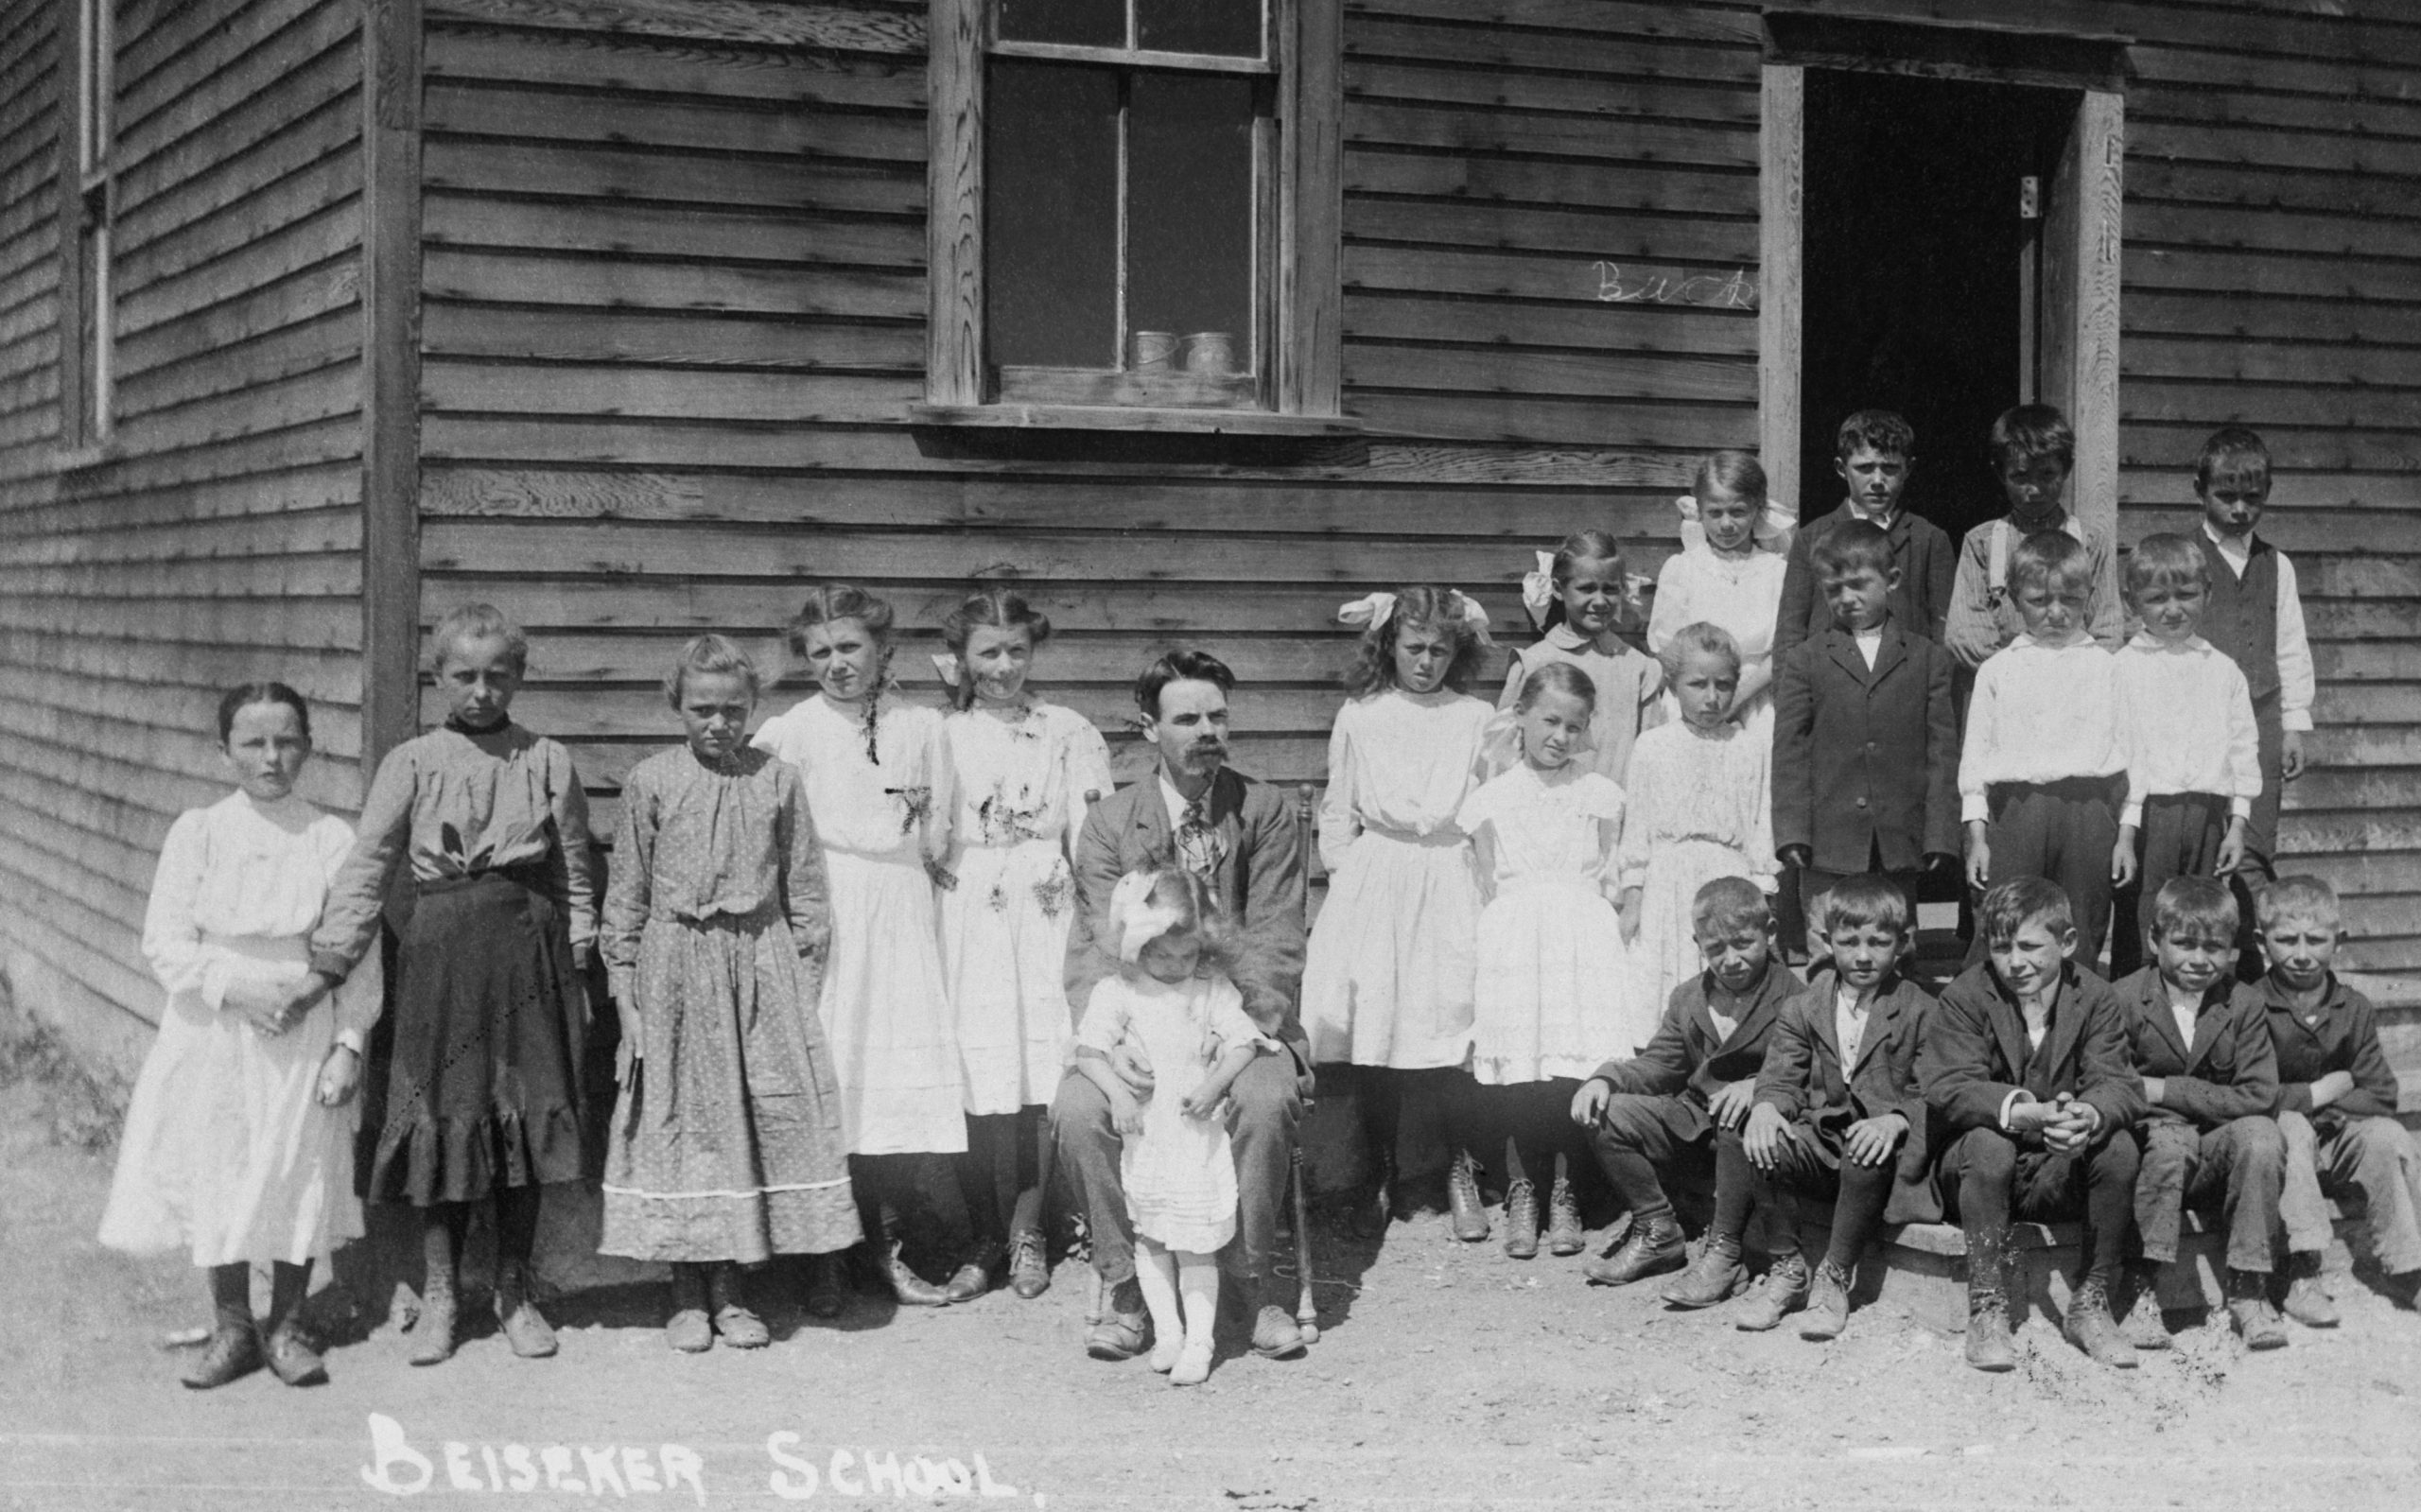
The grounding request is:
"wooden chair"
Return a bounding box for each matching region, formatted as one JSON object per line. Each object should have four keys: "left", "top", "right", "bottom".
{"left": 1284, "top": 783, "right": 1322, "bottom": 1343}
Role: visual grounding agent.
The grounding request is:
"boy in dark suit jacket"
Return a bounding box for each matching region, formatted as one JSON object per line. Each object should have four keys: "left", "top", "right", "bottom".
{"left": 1737, "top": 876, "right": 1939, "bottom": 1339}
{"left": 2255, "top": 876, "right": 2421, "bottom": 1320}
{"left": 1054, "top": 650, "right": 1310, "bottom": 1364}
{"left": 1773, "top": 518, "right": 1960, "bottom": 932}
{"left": 1774, "top": 409, "right": 1957, "bottom": 654}
{"left": 1922, "top": 878, "right": 2147, "bottom": 1373}
{"left": 2112, "top": 877, "right": 2287, "bottom": 1351}
{"left": 1570, "top": 878, "right": 1798, "bottom": 1290}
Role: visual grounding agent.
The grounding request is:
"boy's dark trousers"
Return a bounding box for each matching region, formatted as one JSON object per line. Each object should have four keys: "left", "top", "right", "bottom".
{"left": 1590, "top": 1093, "right": 1716, "bottom": 1225}
{"left": 2109, "top": 791, "right": 2231, "bottom": 978}
{"left": 1748, "top": 1125, "right": 1895, "bottom": 1273}
{"left": 1977, "top": 777, "right": 2121, "bottom": 966}
{"left": 1937, "top": 1124, "right": 2139, "bottom": 1294}
{"left": 2133, "top": 1117, "right": 2285, "bottom": 1276}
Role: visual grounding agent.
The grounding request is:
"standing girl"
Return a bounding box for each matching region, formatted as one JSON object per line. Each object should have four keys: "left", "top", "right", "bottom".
{"left": 1649, "top": 453, "right": 1789, "bottom": 739}
{"left": 754, "top": 585, "right": 981, "bottom": 1307}
{"left": 1619, "top": 622, "right": 1778, "bottom": 1023}
{"left": 101, "top": 684, "right": 381, "bottom": 1389}
{"left": 1071, "top": 868, "right": 1273, "bottom": 1386}
{"left": 295, "top": 605, "right": 597, "bottom": 1366}
{"left": 1301, "top": 587, "right": 1494, "bottom": 1240}
{"left": 1501, "top": 530, "right": 1663, "bottom": 787}
{"left": 1454, "top": 663, "right": 1638, "bottom": 1259}
{"left": 932, "top": 587, "right": 1113, "bottom": 1300}
{"left": 600, "top": 636, "right": 862, "bottom": 1351}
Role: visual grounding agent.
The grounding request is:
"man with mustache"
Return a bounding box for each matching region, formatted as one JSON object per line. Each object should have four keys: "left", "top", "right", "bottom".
{"left": 1054, "top": 650, "right": 1311, "bottom": 1364}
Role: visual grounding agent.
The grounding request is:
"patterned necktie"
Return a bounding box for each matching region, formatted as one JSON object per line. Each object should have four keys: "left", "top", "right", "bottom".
{"left": 1178, "top": 795, "right": 1223, "bottom": 881}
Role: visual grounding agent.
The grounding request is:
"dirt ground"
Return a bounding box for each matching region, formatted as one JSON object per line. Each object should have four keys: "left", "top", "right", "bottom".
{"left": 4, "top": 1076, "right": 2418, "bottom": 1512}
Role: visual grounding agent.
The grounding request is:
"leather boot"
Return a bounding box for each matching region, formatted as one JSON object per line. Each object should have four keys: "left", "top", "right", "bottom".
{"left": 1963, "top": 1227, "right": 2016, "bottom": 1372}
{"left": 2118, "top": 1262, "right": 2171, "bottom": 1351}
{"left": 709, "top": 1263, "right": 771, "bottom": 1348}
{"left": 1660, "top": 1232, "right": 1746, "bottom": 1309}
{"left": 666, "top": 1264, "right": 712, "bottom": 1353}
{"left": 1545, "top": 1176, "right": 1586, "bottom": 1257}
{"left": 2226, "top": 1269, "right": 2287, "bottom": 1350}
{"left": 883, "top": 1243, "right": 953, "bottom": 1308}
{"left": 182, "top": 1309, "right": 263, "bottom": 1390}
{"left": 408, "top": 1266, "right": 458, "bottom": 1367}
{"left": 1447, "top": 1152, "right": 1489, "bottom": 1243}
{"left": 804, "top": 1251, "right": 849, "bottom": 1319}
{"left": 496, "top": 1259, "right": 559, "bottom": 1359}
{"left": 1799, "top": 1258, "right": 1853, "bottom": 1341}
{"left": 1502, "top": 1179, "right": 1541, "bottom": 1260}
{"left": 1732, "top": 1252, "right": 1812, "bottom": 1332}
{"left": 1350, "top": 1151, "right": 1396, "bottom": 1240}
{"left": 1084, "top": 1276, "right": 1151, "bottom": 1361}
{"left": 2281, "top": 1251, "right": 2339, "bottom": 1329}
{"left": 1008, "top": 1229, "right": 1052, "bottom": 1300}
{"left": 2064, "top": 1276, "right": 2138, "bottom": 1368}
{"left": 1585, "top": 1212, "right": 1687, "bottom": 1286}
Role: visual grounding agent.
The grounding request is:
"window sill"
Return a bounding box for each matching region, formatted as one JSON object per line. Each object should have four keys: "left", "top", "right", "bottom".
{"left": 908, "top": 403, "right": 1361, "bottom": 437}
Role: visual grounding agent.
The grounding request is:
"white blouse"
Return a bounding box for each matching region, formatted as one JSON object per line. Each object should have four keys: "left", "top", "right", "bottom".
{"left": 147, "top": 791, "right": 382, "bottom": 1051}
{"left": 942, "top": 701, "right": 1114, "bottom": 852}
{"left": 1317, "top": 688, "right": 1494, "bottom": 873}
{"left": 753, "top": 694, "right": 955, "bottom": 860}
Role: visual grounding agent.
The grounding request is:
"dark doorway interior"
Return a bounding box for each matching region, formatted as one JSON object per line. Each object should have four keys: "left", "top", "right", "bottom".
{"left": 1798, "top": 70, "right": 2078, "bottom": 545}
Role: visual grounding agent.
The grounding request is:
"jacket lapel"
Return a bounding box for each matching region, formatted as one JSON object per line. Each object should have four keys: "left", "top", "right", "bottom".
{"left": 2041, "top": 968, "right": 2089, "bottom": 1084}
{"left": 1718, "top": 969, "right": 1788, "bottom": 1051}
{"left": 1851, "top": 982, "right": 1907, "bottom": 1074}
{"left": 2186, "top": 987, "right": 2231, "bottom": 1072}
{"left": 1983, "top": 981, "right": 2032, "bottom": 1082}
{"left": 1866, "top": 624, "right": 1908, "bottom": 688}
{"left": 1826, "top": 630, "right": 1873, "bottom": 688}
{"left": 1130, "top": 776, "right": 1174, "bottom": 868}
{"left": 2140, "top": 975, "right": 2190, "bottom": 1065}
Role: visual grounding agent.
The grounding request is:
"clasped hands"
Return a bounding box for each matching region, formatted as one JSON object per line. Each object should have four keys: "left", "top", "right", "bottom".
{"left": 222, "top": 974, "right": 357, "bottom": 1106}
{"left": 2007, "top": 1090, "right": 2100, "bottom": 1153}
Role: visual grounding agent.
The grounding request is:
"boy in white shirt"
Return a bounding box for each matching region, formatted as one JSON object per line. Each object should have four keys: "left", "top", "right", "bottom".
{"left": 1959, "top": 530, "right": 2130, "bottom": 967}
{"left": 2107, "top": 534, "right": 2262, "bottom": 978}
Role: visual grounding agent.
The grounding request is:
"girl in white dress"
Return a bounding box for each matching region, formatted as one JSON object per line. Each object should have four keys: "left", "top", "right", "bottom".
{"left": 1072, "top": 868, "right": 1273, "bottom": 1386}
{"left": 1619, "top": 623, "right": 1779, "bottom": 1025}
{"left": 754, "top": 585, "right": 979, "bottom": 1308}
{"left": 1302, "top": 586, "right": 1494, "bottom": 1238}
{"left": 100, "top": 684, "right": 381, "bottom": 1390}
{"left": 1649, "top": 452, "right": 1790, "bottom": 739}
{"left": 1500, "top": 530, "right": 1663, "bottom": 788}
{"left": 1456, "top": 663, "right": 1636, "bottom": 1260}
{"left": 933, "top": 587, "right": 1113, "bottom": 1300}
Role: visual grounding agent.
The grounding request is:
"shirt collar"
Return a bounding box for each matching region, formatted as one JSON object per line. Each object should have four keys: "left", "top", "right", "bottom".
{"left": 2203, "top": 519, "right": 2255, "bottom": 558}
{"left": 1158, "top": 773, "right": 1203, "bottom": 828}
{"left": 2127, "top": 631, "right": 2210, "bottom": 654}
{"left": 1543, "top": 624, "right": 1598, "bottom": 652}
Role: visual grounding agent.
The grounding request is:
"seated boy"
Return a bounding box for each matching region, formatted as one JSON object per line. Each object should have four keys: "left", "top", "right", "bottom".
{"left": 1773, "top": 517, "right": 1960, "bottom": 933}
{"left": 2193, "top": 428, "right": 2316, "bottom": 946}
{"left": 2108, "top": 534, "right": 2261, "bottom": 979}
{"left": 1774, "top": 409, "right": 1957, "bottom": 654}
{"left": 1735, "top": 875, "right": 1939, "bottom": 1339}
{"left": 1943, "top": 405, "right": 2125, "bottom": 669}
{"left": 2113, "top": 877, "right": 2287, "bottom": 1351}
{"left": 1959, "top": 530, "right": 2130, "bottom": 965}
{"left": 1921, "top": 878, "right": 2147, "bottom": 1372}
{"left": 1571, "top": 878, "right": 1799, "bottom": 1289}
{"left": 2255, "top": 876, "right": 2421, "bottom": 1317}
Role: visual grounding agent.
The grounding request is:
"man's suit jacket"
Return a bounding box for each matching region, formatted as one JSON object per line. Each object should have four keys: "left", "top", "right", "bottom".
{"left": 1774, "top": 501, "right": 1958, "bottom": 654}
{"left": 1756, "top": 975, "right": 1941, "bottom": 1222}
{"left": 1063, "top": 765, "right": 1307, "bottom": 1051}
{"left": 1771, "top": 617, "right": 1960, "bottom": 874}
{"left": 2113, "top": 967, "right": 2278, "bottom": 1134}
{"left": 1920, "top": 961, "right": 2146, "bottom": 1144}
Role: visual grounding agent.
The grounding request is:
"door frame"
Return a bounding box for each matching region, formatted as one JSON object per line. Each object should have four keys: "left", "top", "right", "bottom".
{"left": 1758, "top": 18, "right": 2127, "bottom": 543}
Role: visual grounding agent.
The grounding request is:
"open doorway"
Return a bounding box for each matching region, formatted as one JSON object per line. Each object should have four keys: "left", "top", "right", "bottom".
{"left": 1797, "top": 71, "right": 2078, "bottom": 544}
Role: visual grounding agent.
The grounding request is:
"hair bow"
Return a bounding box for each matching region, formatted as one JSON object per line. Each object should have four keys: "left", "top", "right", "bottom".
{"left": 1520, "top": 550, "right": 1558, "bottom": 628}
{"left": 1109, "top": 869, "right": 1185, "bottom": 964}
{"left": 930, "top": 652, "right": 963, "bottom": 688}
{"left": 1335, "top": 591, "right": 1398, "bottom": 630}
{"left": 1445, "top": 591, "right": 1493, "bottom": 644}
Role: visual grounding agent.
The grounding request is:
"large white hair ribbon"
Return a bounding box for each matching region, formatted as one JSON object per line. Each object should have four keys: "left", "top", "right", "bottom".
{"left": 1335, "top": 591, "right": 1398, "bottom": 630}
{"left": 1110, "top": 869, "right": 1186, "bottom": 964}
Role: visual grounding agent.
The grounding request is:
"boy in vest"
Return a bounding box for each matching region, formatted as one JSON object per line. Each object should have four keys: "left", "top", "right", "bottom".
{"left": 1943, "top": 405, "right": 2125, "bottom": 668}
{"left": 2191, "top": 427, "right": 2314, "bottom": 903}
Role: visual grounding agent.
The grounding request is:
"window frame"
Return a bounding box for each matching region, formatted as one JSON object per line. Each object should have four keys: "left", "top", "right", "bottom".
{"left": 919, "top": 0, "right": 1349, "bottom": 434}
{"left": 58, "top": 0, "right": 116, "bottom": 457}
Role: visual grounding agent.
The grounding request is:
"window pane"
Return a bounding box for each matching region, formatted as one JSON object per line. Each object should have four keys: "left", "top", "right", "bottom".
{"left": 1138, "top": 0, "right": 1261, "bottom": 57}
{"left": 986, "top": 61, "right": 1121, "bottom": 370}
{"left": 1126, "top": 74, "right": 1255, "bottom": 374}
{"left": 998, "top": 0, "right": 1123, "bottom": 47}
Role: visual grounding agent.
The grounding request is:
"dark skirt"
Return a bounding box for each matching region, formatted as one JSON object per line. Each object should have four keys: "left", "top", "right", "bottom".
{"left": 367, "top": 869, "right": 590, "bottom": 1207}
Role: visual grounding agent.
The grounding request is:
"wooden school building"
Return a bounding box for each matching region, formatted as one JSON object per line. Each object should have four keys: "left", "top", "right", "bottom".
{"left": 2, "top": 0, "right": 2418, "bottom": 1087}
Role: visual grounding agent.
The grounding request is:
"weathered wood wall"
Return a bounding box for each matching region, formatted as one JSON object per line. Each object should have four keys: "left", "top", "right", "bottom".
{"left": 0, "top": 0, "right": 367, "bottom": 1054}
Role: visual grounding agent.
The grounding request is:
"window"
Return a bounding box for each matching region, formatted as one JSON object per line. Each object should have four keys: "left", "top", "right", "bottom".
{"left": 61, "top": 0, "right": 115, "bottom": 449}
{"left": 922, "top": 0, "right": 1346, "bottom": 431}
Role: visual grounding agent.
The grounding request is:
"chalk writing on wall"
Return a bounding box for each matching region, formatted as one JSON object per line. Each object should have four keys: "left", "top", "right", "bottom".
{"left": 1592, "top": 262, "right": 1758, "bottom": 310}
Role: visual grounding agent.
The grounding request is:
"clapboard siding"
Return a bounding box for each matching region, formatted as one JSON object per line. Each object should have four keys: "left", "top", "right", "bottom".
{"left": 0, "top": 0, "right": 367, "bottom": 1043}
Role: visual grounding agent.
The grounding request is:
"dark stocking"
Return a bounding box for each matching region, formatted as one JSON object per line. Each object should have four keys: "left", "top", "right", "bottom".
{"left": 207, "top": 1261, "right": 252, "bottom": 1330}
{"left": 961, "top": 1107, "right": 1049, "bottom": 1248}
{"left": 267, "top": 1260, "right": 312, "bottom": 1332}
{"left": 1711, "top": 1130, "right": 1759, "bottom": 1246}
{"left": 422, "top": 1203, "right": 469, "bottom": 1295}
{"left": 1358, "top": 1066, "right": 1407, "bottom": 1187}
{"left": 494, "top": 1184, "right": 545, "bottom": 1269}
{"left": 1821, "top": 1162, "right": 1895, "bottom": 1275}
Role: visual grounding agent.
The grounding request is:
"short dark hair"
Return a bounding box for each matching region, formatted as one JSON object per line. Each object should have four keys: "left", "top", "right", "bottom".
{"left": 2256, "top": 875, "right": 2341, "bottom": 933}
{"left": 1691, "top": 876, "right": 1771, "bottom": 938}
{"left": 1989, "top": 404, "right": 2075, "bottom": 474}
{"left": 2196, "top": 425, "right": 2272, "bottom": 494}
{"left": 2009, "top": 530, "right": 2091, "bottom": 596}
{"left": 1836, "top": 409, "right": 1914, "bottom": 461}
{"left": 217, "top": 682, "right": 312, "bottom": 745}
{"left": 2150, "top": 876, "right": 2238, "bottom": 943}
{"left": 1980, "top": 877, "right": 2074, "bottom": 949}
{"left": 664, "top": 634, "right": 762, "bottom": 707}
{"left": 1817, "top": 874, "right": 1913, "bottom": 940}
{"left": 2125, "top": 533, "right": 2208, "bottom": 598}
{"left": 1135, "top": 649, "right": 1236, "bottom": 720}
{"left": 1813, "top": 518, "right": 1895, "bottom": 582}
